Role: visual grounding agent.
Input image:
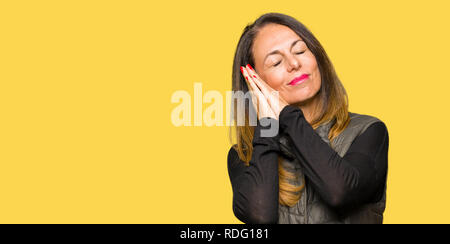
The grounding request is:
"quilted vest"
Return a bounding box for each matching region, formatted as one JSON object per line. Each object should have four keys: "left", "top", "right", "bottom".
{"left": 277, "top": 112, "right": 387, "bottom": 224}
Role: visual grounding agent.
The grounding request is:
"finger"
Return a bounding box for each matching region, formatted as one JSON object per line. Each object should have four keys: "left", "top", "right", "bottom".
{"left": 245, "top": 64, "right": 273, "bottom": 95}
{"left": 244, "top": 65, "right": 265, "bottom": 93}
{"left": 257, "top": 95, "right": 277, "bottom": 120}
{"left": 240, "top": 66, "right": 260, "bottom": 114}
{"left": 241, "top": 66, "right": 262, "bottom": 95}
{"left": 241, "top": 66, "right": 276, "bottom": 119}
{"left": 245, "top": 65, "right": 281, "bottom": 113}
{"left": 240, "top": 66, "right": 253, "bottom": 91}
{"left": 244, "top": 65, "right": 271, "bottom": 108}
{"left": 245, "top": 65, "right": 281, "bottom": 114}
{"left": 268, "top": 90, "right": 282, "bottom": 113}
{"left": 242, "top": 67, "right": 268, "bottom": 109}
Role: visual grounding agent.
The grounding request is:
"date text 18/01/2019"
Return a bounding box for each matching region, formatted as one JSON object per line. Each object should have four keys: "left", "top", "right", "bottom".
{"left": 179, "top": 228, "right": 269, "bottom": 241}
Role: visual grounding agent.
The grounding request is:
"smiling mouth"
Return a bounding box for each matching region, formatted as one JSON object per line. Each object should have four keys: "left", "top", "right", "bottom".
{"left": 288, "top": 74, "right": 309, "bottom": 86}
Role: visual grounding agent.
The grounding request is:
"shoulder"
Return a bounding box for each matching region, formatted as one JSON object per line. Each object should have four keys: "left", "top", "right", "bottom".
{"left": 227, "top": 144, "right": 245, "bottom": 170}
{"left": 227, "top": 144, "right": 248, "bottom": 180}
{"left": 227, "top": 144, "right": 239, "bottom": 163}
{"left": 347, "top": 112, "right": 388, "bottom": 137}
{"left": 344, "top": 113, "right": 389, "bottom": 159}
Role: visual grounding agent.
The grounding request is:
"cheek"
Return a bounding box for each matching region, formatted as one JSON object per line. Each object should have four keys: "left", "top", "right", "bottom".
{"left": 309, "top": 64, "right": 321, "bottom": 91}
{"left": 261, "top": 72, "right": 285, "bottom": 90}
{"left": 304, "top": 55, "right": 320, "bottom": 84}
{"left": 304, "top": 54, "right": 318, "bottom": 69}
{"left": 312, "top": 63, "right": 321, "bottom": 88}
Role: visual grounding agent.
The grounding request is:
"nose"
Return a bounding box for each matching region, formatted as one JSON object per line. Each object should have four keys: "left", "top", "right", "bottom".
{"left": 286, "top": 54, "right": 300, "bottom": 72}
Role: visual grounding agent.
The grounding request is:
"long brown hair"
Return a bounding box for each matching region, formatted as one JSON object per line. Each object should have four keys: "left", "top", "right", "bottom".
{"left": 229, "top": 13, "right": 351, "bottom": 207}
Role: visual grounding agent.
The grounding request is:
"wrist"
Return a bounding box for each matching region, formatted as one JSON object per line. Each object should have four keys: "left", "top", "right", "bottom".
{"left": 252, "top": 117, "right": 282, "bottom": 152}
{"left": 255, "top": 117, "right": 280, "bottom": 139}
{"left": 279, "top": 105, "right": 304, "bottom": 131}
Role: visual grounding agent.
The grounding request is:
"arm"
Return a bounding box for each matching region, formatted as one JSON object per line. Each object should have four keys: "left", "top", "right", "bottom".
{"left": 227, "top": 117, "right": 281, "bottom": 224}
{"left": 279, "top": 105, "right": 389, "bottom": 211}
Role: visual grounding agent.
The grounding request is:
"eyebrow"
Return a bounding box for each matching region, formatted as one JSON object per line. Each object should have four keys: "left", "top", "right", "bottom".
{"left": 263, "top": 39, "right": 304, "bottom": 63}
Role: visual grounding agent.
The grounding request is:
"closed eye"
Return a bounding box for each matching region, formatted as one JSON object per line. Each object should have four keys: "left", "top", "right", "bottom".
{"left": 273, "top": 50, "right": 305, "bottom": 67}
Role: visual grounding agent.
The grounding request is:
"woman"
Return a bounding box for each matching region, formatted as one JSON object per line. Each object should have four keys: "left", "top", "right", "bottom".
{"left": 227, "top": 13, "right": 389, "bottom": 224}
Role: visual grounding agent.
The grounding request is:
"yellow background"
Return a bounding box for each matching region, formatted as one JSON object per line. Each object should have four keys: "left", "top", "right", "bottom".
{"left": 1, "top": 0, "right": 449, "bottom": 224}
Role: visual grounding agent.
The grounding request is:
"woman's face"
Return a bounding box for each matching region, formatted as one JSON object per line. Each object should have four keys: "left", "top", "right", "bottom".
{"left": 251, "top": 23, "right": 321, "bottom": 105}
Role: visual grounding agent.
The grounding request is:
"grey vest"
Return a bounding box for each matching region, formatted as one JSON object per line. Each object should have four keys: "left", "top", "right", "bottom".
{"left": 277, "top": 112, "right": 386, "bottom": 224}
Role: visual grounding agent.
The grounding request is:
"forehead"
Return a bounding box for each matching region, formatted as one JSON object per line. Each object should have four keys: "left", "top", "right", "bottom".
{"left": 252, "top": 24, "right": 302, "bottom": 56}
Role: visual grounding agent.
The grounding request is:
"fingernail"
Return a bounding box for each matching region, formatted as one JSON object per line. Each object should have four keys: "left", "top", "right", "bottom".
{"left": 247, "top": 64, "right": 254, "bottom": 71}
{"left": 240, "top": 66, "right": 244, "bottom": 74}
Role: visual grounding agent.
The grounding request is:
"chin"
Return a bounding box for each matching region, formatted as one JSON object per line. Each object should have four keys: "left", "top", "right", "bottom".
{"left": 286, "top": 90, "right": 319, "bottom": 106}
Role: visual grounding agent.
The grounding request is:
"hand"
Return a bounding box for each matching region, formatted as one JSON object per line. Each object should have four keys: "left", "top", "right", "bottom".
{"left": 240, "top": 65, "right": 276, "bottom": 120}
{"left": 240, "top": 64, "right": 289, "bottom": 120}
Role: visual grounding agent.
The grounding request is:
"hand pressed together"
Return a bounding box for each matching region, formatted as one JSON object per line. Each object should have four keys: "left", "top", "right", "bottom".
{"left": 240, "top": 64, "right": 288, "bottom": 120}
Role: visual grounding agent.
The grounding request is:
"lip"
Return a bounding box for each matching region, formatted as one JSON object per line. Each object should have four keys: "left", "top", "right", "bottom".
{"left": 288, "top": 74, "right": 309, "bottom": 86}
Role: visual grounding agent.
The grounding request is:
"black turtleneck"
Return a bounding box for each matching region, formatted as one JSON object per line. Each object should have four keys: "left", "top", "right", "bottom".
{"left": 227, "top": 105, "right": 389, "bottom": 224}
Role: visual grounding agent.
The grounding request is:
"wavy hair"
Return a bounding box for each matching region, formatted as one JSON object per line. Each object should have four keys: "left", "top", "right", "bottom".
{"left": 229, "top": 13, "right": 351, "bottom": 207}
